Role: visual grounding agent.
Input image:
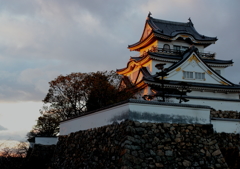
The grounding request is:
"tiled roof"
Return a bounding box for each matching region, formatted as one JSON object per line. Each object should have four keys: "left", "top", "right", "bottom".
{"left": 129, "top": 52, "right": 233, "bottom": 65}
{"left": 148, "top": 17, "right": 217, "bottom": 41}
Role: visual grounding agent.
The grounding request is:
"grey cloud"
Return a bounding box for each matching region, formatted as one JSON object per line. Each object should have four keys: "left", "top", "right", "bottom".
{"left": 0, "top": 130, "right": 28, "bottom": 141}
{"left": 0, "top": 0, "right": 240, "bottom": 102}
{"left": 0, "top": 125, "right": 7, "bottom": 131}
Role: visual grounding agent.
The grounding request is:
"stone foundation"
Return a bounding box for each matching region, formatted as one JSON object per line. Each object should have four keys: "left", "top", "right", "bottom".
{"left": 211, "top": 110, "right": 240, "bottom": 119}
{"left": 50, "top": 120, "right": 240, "bottom": 169}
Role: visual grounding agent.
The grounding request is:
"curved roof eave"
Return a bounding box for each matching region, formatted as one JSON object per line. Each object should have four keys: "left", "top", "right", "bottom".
{"left": 148, "top": 16, "right": 217, "bottom": 42}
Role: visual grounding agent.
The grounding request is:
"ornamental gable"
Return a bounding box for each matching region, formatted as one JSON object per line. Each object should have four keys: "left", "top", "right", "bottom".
{"left": 165, "top": 52, "right": 232, "bottom": 86}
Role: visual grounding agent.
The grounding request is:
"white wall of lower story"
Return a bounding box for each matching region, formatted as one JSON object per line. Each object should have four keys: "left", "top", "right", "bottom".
{"left": 60, "top": 101, "right": 211, "bottom": 135}
{"left": 211, "top": 119, "right": 240, "bottom": 134}
{"left": 128, "top": 102, "right": 210, "bottom": 124}
{"left": 35, "top": 137, "right": 58, "bottom": 145}
{"left": 167, "top": 96, "right": 240, "bottom": 111}
{"left": 183, "top": 99, "right": 240, "bottom": 111}
{"left": 60, "top": 104, "right": 129, "bottom": 136}
{"left": 189, "top": 91, "right": 239, "bottom": 99}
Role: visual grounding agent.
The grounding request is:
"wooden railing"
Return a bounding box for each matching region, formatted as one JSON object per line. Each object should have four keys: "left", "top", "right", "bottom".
{"left": 148, "top": 47, "right": 215, "bottom": 59}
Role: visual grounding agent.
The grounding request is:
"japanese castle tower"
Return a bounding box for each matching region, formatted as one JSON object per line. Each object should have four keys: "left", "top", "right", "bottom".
{"left": 60, "top": 13, "right": 240, "bottom": 136}
{"left": 117, "top": 13, "right": 240, "bottom": 111}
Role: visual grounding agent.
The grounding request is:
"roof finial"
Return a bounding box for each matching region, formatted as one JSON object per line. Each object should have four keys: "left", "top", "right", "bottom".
{"left": 188, "top": 17, "right": 192, "bottom": 23}
{"left": 188, "top": 17, "right": 194, "bottom": 26}
{"left": 148, "top": 11, "right": 152, "bottom": 17}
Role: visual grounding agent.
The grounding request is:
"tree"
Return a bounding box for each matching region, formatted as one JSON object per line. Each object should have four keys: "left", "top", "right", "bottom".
{"left": 34, "top": 114, "right": 60, "bottom": 137}
{"left": 0, "top": 142, "right": 28, "bottom": 158}
{"left": 27, "top": 107, "right": 60, "bottom": 138}
{"left": 85, "top": 71, "right": 135, "bottom": 111}
{"left": 43, "top": 71, "right": 136, "bottom": 119}
{"left": 43, "top": 72, "right": 88, "bottom": 119}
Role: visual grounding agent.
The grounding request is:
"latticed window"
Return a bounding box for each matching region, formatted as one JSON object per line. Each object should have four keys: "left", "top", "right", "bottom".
{"left": 195, "top": 72, "right": 205, "bottom": 80}
{"left": 183, "top": 71, "right": 194, "bottom": 79}
{"left": 183, "top": 71, "right": 205, "bottom": 80}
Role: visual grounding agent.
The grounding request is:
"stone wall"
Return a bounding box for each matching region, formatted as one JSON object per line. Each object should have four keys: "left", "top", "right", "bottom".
{"left": 21, "top": 144, "right": 56, "bottom": 169}
{"left": 211, "top": 110, "right": 240, "bottom": 119}
{"left": 215, "top": 133, "right": 240, "bottom": 169}
{"left": 50, "top": 120, "right": 240, "bottom": 169}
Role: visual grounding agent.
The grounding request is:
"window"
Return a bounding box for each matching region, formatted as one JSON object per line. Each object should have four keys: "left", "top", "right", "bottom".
{"left": 183, "top": 71, "right": 205, "bottom": 80}
{"left": 215, "top": 69, "right": 221, "bottom": 75}
{"left": 183, "top": 71, "right": 194, "bottom": 79}
{"left": 174, "top": 45, "right": 190, "bottom": 53}
{"left": 163, "top": 44, "right": 170, "bottom": 51}
{"left": 181, "top": 46, "right": 189, "bottom": 52}
{"left": 174, "top": 45, "right": 181, "bottom": 52}
{"left": 195, "top": 72, "right": 205, "bottom": 80}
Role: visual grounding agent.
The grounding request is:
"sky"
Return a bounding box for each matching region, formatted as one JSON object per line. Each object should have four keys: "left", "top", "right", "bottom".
{"left": 0, "top": 0, "right": 240, "bottom": 143}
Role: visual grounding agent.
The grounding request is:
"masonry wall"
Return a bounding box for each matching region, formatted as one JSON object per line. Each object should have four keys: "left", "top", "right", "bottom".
{"left": 21, "top": 144, "right": 56, "bottom": 169}
{"left": 50, "top": 120, "right": 240, "bottom": 169}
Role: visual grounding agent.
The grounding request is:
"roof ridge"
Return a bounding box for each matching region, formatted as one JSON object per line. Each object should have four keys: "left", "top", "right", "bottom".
{"left": 151, "top": 17, "right": 190, "bottom": 26}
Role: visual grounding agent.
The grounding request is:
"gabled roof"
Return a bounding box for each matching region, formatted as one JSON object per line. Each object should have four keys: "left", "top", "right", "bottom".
{"left": 148, "top": 17, "right": 217, "bottom": 41}
{"left": 128, "top": 14, "right": 217, "bottom": 50}
{"left": 161, "top": 46, "right": 235, "bottom": 86}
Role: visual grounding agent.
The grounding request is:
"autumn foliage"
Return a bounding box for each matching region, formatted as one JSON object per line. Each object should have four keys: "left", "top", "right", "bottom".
{"left": 43, "top": 71, "right": 135, "bottom": 120}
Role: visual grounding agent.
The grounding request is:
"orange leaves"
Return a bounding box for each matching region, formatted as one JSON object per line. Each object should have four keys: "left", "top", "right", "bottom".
{"left": 43, "top": 71, "right": 136, "bottom": 120}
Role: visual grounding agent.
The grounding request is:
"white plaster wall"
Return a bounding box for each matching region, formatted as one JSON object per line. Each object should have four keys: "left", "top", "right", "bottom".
{"left": 128, "top": 102, "right": 210, "bottom": 124}
{"left": 60, "top": 101, "right": 211, "bottom": 135}
{"left": 35, "top": 137, "right": 58, "bottom": 145}
{"left": 180, "top": 98, "right": 240, "bottom": 111}
{"left": 212, "top": 120, "right": 240, "bottom": 133}
{"left": 189, "top": 91, "right": 239, "bottom": 99}
{"left": 212, "top": 67, "right": 225, "bottom": 77}
{"left": 60, "top": 104, "right": 129, "bottom": 135}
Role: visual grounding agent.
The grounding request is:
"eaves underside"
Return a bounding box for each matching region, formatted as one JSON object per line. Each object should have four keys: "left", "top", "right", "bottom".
{"left": 117, "top": 56, "right": 151, "bottom": 74}
{"left": 144, "top": 80, "right": 240, "bottom": 93}
{"left": 129, "top": 33, "right": 214, "bottom": 51}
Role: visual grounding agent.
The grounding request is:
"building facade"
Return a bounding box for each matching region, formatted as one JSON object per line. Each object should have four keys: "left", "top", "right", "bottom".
{"left": 117, "top": 13, "right": 240, "bottom": 111}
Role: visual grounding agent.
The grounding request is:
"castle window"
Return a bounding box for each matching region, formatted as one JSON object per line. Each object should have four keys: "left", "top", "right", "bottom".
{"left": 174, "top": 45, "right": 189, "bottom": 53}
{"left": 195, "top": 72, "right": 205, "bottom": 80}
{"left": 183, "top": 71, "right": 205, "bottom": 80}
{"left": 183, "top": 71, "right": 193, "bottom": 79}
{"left": 163, "top": 44, "right": 170, "bottom": 52}
{"left": 182, "top": 46, "right": 189, "bottom": 52}
{"left": 174, "top": 45, "right": 181, "bottom": 52}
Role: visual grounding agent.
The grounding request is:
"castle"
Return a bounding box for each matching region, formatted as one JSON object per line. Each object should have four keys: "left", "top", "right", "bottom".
{"left": 117, "top": 13, "right": 240, "bottom": 111}
{"left": 60, "top": 14, "right": 240, "bottom": 136}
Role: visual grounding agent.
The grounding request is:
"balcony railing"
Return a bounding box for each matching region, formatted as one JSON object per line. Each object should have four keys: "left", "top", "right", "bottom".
{"left": 154, "top": 48, "right": 215, "bottom": 59}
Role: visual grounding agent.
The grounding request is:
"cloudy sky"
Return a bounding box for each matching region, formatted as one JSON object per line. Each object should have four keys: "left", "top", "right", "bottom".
{"left": 0, "top": 0, "right": 240, "bottom": 142}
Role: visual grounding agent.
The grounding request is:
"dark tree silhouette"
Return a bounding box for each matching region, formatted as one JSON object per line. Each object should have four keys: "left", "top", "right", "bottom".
{"left": 43, "top": 71, "right": 136, "bottom": 119}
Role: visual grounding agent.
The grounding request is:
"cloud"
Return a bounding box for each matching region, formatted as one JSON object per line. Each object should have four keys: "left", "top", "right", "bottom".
{"left": 0, "top": 125, "right": 7, "bottom": 131}
{"left": 0, "top": 0, "right": 238, "bottom": 102}
{"left": 0, "top": 0, "right": 239, "bottom": 142}
{"left": 0, "top": 130, "right": 28, "bottom": 141}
